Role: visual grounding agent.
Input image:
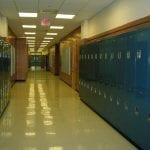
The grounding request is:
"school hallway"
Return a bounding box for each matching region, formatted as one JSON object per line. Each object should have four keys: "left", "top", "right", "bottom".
{"left": 0, "top": 70, "right": 137, "bottom": 150}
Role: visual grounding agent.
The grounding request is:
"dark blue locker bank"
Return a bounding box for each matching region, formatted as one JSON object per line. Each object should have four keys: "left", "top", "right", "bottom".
{"left": 0, "top": 38, "right": 11, "bottom": 117}
{"left": 79, "top": 26, "right": 150, "bottom": 150}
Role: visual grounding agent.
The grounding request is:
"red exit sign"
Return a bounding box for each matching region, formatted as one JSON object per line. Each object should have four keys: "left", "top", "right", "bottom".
{"left": 41, "top": 19, "right": 50, "bottom": 26}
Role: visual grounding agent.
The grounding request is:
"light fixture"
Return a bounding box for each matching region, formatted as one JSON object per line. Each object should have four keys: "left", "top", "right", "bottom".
{"left": 22, "top": 25, "right": 36, "bottom": 28}
{"left": 28, "top": 45, "right": 35, "bottom": 47}
{"left": 38, "top": 48, "right": 43, "bottom": 51}
{"left": 50, "top": 26, "right": 64, "bottom": 29}
{"left": 46, "top": 33, "right": 58, "bottom": 35}
{"left": 27, "top": 40, "right": 35, "bottom": 43}
{"left": 56, "top": 14, "right": 75, "bottom": 19}
{"left": 25, "top": 32, "right": 36, "bottom": 35}
{"left": 42, "top": 40, "right": 50, "bottom": 42}
{"left": 19, "top": 12, "right": 37, "bottom": 17}
{"left": 29, "top": 48, "right": 35, "bottom": 52}
{"left": 27, "top": 43, "right": 35, "bottom": 45}
{"left": 41, "top": 42, "right": 48, "bottom": 44}
{"left": 40, "top": 43, "right": 48, "bottom": 44}
{"left": 44, "top": 37, "right": 54, "bottom": 40}
{"left": 26, "top": 37, "right": 36, "bottom": 39}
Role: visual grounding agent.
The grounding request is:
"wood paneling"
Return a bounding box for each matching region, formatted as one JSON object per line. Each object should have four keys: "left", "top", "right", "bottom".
{"left": 15, "top": 38, "right": 28, "bottom": 81}
{"left": 54, "top": 43, "right": 60, "bottom": 75}
{"left": 49, "top": 44, "right": 60, "bottom": 75}
{"left": 60, "top": 72, "right": 72, "bottom": 86}
{"left": 60, "top": 27, "right": 81, "bottom": 90}
{"left": 41, "top": 55, "right": 46, "bottom": 68}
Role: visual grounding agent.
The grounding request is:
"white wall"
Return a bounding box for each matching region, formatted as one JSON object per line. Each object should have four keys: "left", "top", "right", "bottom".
{"left": 81, "top": 0, "right": 150, "bottom": 39}
{"left": 0, "top": 13, "right": 8, "bottom": 37}
{"left": 60, "top": 47, "right": 71, "bottom": 75}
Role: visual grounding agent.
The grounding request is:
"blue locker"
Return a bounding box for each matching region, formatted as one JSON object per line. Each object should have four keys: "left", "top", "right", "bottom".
{"left": 135, "top": 27, "right": 150, "bottom": 95}
{"left": 102, "top": 38, "right": 109, "bottom": 85}
{"left": 79, "top": 26, "right": 150, "bottom": 150}
{"left": 79, "top": 45, "right": 85, "bottom": 99}
{"left": 98, "top": 41, "right": 102, "bottom": 82}
{"left": 124, "top": 31, "right": 136, "bottom": 91}
{"left": 116, "top": 34, "right": 127, "bottom": 88}
{"left": 0, "top": 38, "right": 11, "bottom": 117}
{"left": 109, "top": 37, "right": 116, "bottom": 86}
{"left": 98, "top": 40, "right": 105, "bottom": 83}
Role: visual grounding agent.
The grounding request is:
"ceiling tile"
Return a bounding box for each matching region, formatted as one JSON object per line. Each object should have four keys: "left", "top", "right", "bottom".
{"left": 14, "top": 0, "right": 38, "bottom": 12}
{"left": 0, "top": 0, "right": 115, "bottom": 48}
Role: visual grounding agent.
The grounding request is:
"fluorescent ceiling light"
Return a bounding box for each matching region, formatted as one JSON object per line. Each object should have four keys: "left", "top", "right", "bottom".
{"left": 27, "top": 40, "right": 35, "bottom": 42}
{"left": 19, "top": 12, "right": 37, "bottom": 17}
{"left": 42, "top": 40, "right": 50, "bottom": 42}
{"left": 41, "top": 43, "right": 49, "bottom": 45}
{"left": 50, "top": 26, "right": 64, "bottom": 29}
{"left": 40, "top": 43, "right": 48, "bottom": 45}
{"left": 29, "top": 48, "right": 35, "bottom": 51}
{"left": 46, "top": 33, "right": 58, "bottom": 35}
{"left": 38, "top": 48, "right": 43, "bottom": 50}
{"left": 27, "top": 43, "right": 35, "bottom": 45}
{"left": 28, "top": 43, "right": 35, "bottom": 46}
{"left": 28, "top": 45, "right": 35, "bottom": 47}
{"left": 25, "top": 32, "right": 36, "bottom": 35}
{"left": 56, "top": 14, "right": 75, "bottom": 19}
{"left": 26, "top": 37, "right": 35, "bottom": 39}
{"left": 44, "top": 37, "right": 54, "bottom": 39}
{"left": 22, "top": 25, "right": 36, "bottom": 28}
{"left": 27, "top": 42, "right": 35, "bottom": 45}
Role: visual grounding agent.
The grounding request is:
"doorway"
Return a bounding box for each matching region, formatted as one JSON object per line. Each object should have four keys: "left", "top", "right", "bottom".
{"left": 30, "top": 55, "right": 42, "bottom": 70}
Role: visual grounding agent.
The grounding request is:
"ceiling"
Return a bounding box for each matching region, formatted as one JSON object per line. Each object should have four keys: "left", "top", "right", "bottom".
{"left": 0, "top": 0, "right": 114, "bottom": 52}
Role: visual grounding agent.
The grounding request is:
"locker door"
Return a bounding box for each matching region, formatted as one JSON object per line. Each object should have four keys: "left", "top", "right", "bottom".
{"left": 135, "top": 27, "right": 150, "bottom": 96}
{"left": 79, "top": 45, "right": 85, "bottom": 99}
{"left": 133, "top": 27, "right": 150, "bottom": 150}
{"left": 98, "top": 41, "right": 103, "bottom": 83}
{"left": 125, "top": 32, "right": 136, "bottom": 91}
{"left": 92, "top": 41, "right": 99, "bottom": 80}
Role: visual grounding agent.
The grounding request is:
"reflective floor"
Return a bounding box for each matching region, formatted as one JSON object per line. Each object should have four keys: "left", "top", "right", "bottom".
{"left": 0, "top": 71, "right": 137, "bottom": 150}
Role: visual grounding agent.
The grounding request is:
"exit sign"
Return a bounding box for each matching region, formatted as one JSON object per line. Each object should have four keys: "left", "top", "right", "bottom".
{"left": 41, "top": 19, "right": 50, "bottom": 26}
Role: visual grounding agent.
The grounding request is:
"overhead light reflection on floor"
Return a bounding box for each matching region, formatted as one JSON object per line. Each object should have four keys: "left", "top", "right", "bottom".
{"left": 43, "top": 120, "right": 53, "bottom": 126}
{"left": 1, "top": 132, "right": 12, "bottom": 137}
{"left": 25, "top": 132, "right": 36, "bottom": 136}
{"left": 46, "top": 132, "right": 56, "bottom": 135}
{"left": 26, "top": 111, "right": 36, "bottom": 116}
{"left": 49, "top": 147, "right": 63, "bottom": 150}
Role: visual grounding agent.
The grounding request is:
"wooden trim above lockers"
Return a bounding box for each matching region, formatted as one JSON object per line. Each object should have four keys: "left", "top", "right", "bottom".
{"left": 83, "top": 15, "right": 150, "bottom": 44}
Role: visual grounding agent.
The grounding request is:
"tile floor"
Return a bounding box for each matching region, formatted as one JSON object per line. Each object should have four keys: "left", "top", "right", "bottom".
{"left": 0, "top": 70, "right": 137, "bottom": 150}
